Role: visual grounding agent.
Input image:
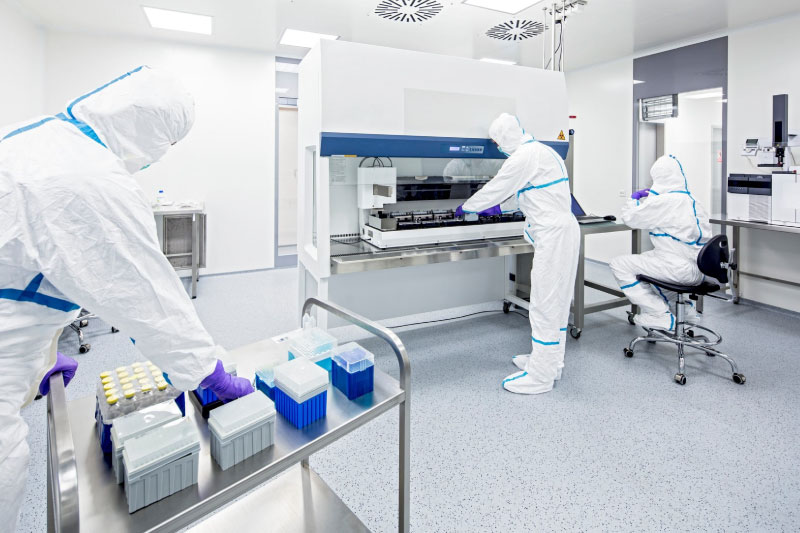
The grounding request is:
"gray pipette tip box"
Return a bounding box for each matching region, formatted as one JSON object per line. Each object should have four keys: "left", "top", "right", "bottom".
{"left": 110, "top": 401, "right": 183, "bottom": 485}
{"left": 123, "top": 418, "right": 200, "bottom": 513}
{"left": 208, "top": 392, "right": 276, "bottom": 471}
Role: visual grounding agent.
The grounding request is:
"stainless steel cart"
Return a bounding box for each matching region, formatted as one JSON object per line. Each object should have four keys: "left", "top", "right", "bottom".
{"left": 47, "top": 298, "right": 411, "bottom": 532}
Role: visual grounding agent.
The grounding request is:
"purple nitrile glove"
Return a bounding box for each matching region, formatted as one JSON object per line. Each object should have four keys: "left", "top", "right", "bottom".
{"left": 478, "top": 205, "right": 503, "bottom": 217}
{"left": 39, "top": 352, "right": 78, "bottom": 396}
{"left": 199, "top": 359, "right": 254, "bottom": 401}
{"left": 455, "top": 205, "right": 465, "bottom": 218}
{"left": 631, "top": 188, "right": 650, "bottom": 200}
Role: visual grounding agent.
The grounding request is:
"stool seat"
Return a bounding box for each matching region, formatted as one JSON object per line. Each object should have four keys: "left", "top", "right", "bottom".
{"left": 636, "top": 274, "right": 720, "bottom": 295}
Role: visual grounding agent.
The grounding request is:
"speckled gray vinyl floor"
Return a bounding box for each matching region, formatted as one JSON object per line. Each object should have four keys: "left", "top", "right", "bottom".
{"left": 18, "top": 263, "right": 800, "bottom": 532}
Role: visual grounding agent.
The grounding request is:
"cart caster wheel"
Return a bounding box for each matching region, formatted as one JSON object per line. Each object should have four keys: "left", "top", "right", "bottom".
{"left": 79, "top": 319, "right": 89, "bottom": 328}
{"left": 503, "top": 301, "right": 512, "bottom": 314}
{"left": 687, "top": 330, "right": 695, "bottom": 338}
{"left": 627, "top": 312, "right": 636, "bottom": 326}
{"left": 111, "top": 327, "right": 119, "bottom": 333}
{"left": 733, "top": 373, "right": 746, "bottom": 385}
{"left": 705, "top": 351, "right": 716, "bottom": 357}
{"left": 79, "top": 343, "right": 91, "bottom": 354}
{"left": 674, "top": 373, "right": 686, "bottom": 385}
{"left": 623, "top": 348, "right": 634, "bottom": 358}
{"left": 569, "top": 327, "right": 581, "bottom": 339}
{"left": 647, "top": 340, "right": 656, "bottom": 344}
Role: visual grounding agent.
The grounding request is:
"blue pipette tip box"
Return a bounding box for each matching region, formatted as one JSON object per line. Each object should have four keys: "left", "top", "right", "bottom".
{"left": 273, "top": 358, "right": 329, "bottom": 429}
{"left": 332, "top": 343, "right": 375, "bottom": 400}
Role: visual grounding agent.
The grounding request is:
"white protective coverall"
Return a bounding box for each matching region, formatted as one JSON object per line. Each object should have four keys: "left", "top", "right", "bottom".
{"left": 0, "top": 66, "right": 223, "bottom": 531}
{"left": 463, "top": 113, "right": 580, "bottom": 395}
{"left": 609, "top": 155, "right": 712, "bottom": 329}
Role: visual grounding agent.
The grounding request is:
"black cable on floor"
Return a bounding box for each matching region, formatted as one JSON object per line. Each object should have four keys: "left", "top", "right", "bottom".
{"left": 388, "top": 308, "right": 528, "bottom": 329}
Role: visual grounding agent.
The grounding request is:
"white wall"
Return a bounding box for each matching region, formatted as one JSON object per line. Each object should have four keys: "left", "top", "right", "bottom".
{"left": 0, "top": 1, "right": 44, "bottom": 125}
{"left": 566, "top": 58, "right": 634, "bottom": 263}
{"left": 43, "top": 32, "right": 276, "bottom": 275}
{"left": 728, "top": 16, "right": 800, "bottom": 312}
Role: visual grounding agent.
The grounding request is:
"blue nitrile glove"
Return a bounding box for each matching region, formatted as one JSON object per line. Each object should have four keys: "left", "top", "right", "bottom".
{"left": 39, "top": 352, "right": 78, "bottom": 395}
{"left": 478, "top": 205, "right": 503, "bottom": 216}
{"left": 631, "top": 188, "right": 650, "bottom": 200}
{"left": 199, "top": 359, "right": 254, "bottom": 401}
{"left": 455, "top": 205, "right": 466, "bottom": 218}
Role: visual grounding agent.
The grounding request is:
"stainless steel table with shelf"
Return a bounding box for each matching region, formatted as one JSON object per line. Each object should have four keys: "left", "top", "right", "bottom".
{"left": 330, "top": 221, "right": 640, "bottom": 338}
{"left": 153, "top": 204, "right": 205, "bottom": 299}
{"left": 710, "top": 214, "right": 800, "bottom": 303}
{"left": 47, "top": 298, "right": 411, "bottom": 533}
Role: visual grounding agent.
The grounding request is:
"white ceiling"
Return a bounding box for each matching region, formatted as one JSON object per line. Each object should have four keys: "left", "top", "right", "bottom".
{"left": 11, "top": 0, "right": 800, "bottom": 70}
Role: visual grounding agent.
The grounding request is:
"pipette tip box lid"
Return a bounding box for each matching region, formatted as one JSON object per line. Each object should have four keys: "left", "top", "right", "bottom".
{"left": 287, "top": 327, "right": 337, "bottom": 360}
{"left": 274, "top": 358, "right": 329, "bottom": 428}
{"left": 332, "top": 342, "right": 375, "bottom": 400}
{"left": 111, "top": 401, "right": 183, "bottom": 484}
{"left": 255, "top": 366, "right": 275, "bottom": 400}
{"left": 123, "top": 418, "right": 200, "bottom": 513}
{"left": 208, "top": 392, "right": 276, "bottom": 470}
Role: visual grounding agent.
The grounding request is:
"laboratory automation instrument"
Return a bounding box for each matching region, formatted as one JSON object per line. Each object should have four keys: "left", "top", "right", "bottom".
{"left": 274, "top": 357, "right": 329, "bottom": 429}
{"left": 332, "top": 342, "right": 375, "bottom": 400}
{"left": 298, "top": 40, "right": 569, "bottom": 324}
{"left": 209, "top": 392, "right": 276, "bottom": 471}
{"left": 735, "top": 94, "right": 800, "bottom": 225}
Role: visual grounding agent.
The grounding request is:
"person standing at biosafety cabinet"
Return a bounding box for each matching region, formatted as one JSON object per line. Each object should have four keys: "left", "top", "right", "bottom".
{"left": 610, "top": 155, "right": 711, "bottom": 329}
{"left": 0, "top": 66, "right": 253, "bottom": 532}
{"left": 456, "top": 113, "right": 580, "bottom": 394}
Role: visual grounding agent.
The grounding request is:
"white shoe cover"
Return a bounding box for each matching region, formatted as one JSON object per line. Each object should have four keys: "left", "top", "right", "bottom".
{"left": 502, "top": 371, "right": 554, "bottom": 394}
{"left": 633, "top": 311, "right": 674, "bottom": 330}
{"left": 512, "top": 355, "right": 562, "bottom": 380}
{"left": 684, "top": 302, "right": 702, "bottom": 325}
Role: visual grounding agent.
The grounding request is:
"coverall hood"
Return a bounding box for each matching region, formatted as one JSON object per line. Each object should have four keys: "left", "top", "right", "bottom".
{"left": 488, "top": 113, "right": 534, "bottom": 156}
{"left": 68, "top": 66, "right": 195, "bottom": 174}
{"left": 650, "top": 155, "right": 688, "bottom": 193}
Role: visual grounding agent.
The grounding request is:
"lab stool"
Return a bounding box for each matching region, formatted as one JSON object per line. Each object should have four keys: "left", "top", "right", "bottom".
{"left": 623, "top": 235, "right": 746, "bottom": 386}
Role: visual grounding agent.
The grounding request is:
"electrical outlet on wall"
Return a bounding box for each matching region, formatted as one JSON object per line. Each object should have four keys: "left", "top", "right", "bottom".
{"left": 618, "top": 189, "right": 627, "bottom": 197}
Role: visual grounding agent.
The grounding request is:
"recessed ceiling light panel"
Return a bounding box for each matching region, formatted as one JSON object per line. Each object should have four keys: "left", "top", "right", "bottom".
{"left": 480, "top": 58, "right": 518, "bottom": 65}
{"left": 486, "top": 19, "right": 544, "bottom": 41}
{"left": 142, "top": 6, "right": 213, "bottom": 35}
{"left": 375, "top": 0, "right": 444, "bottom": 23}
{"left": 280, "top": 28, "right": 339, "bottom": 48}
{"left": 463, "top": 0, "right": 543, "bottom": 15}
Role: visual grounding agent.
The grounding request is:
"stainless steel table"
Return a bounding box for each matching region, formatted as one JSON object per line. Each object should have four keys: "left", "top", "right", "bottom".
{"left": 710, "top": 215, "right": 800, "bottom": 303}
{"left": 153, "top": 204, "right": 204, "bottom": 299}
{"left": 330, "top": 222, "right": 639, "bottom": 338}
{"left": 502, "top": 221, "right": 640, "bottom": 339}
{"left": 47, "top": 299, "right": 411, "bottom": 533}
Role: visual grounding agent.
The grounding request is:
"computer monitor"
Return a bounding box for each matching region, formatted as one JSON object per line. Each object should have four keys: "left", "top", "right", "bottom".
{"left": 571, "top": 194, "right": 586, "bottom": 217}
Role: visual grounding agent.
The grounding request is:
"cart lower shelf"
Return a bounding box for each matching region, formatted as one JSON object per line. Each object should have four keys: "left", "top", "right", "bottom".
{"left": 186, "top": 463, "right": 370, "bottom": 533}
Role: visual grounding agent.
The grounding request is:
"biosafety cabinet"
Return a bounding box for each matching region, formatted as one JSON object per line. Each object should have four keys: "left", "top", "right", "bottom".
{"left": 297, "top": 40, "right": 569, "bottom": 325}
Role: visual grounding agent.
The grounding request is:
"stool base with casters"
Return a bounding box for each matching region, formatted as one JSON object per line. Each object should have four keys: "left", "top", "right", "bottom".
{"left": 68, "top": 309, "right": 119, "bottom": 353}
{"left": 622, "top": 235, "right": 745, "bottom": 386}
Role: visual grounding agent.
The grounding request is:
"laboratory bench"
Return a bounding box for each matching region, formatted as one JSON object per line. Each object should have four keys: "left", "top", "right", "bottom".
{"left": 710, "top": 215, "right": 800, "bottom": 303}
{"left": 330, "top": 221, "right": 640, "bottom": 339}
{"left": 47, "top": 299, "right": 411, "bottom": 533}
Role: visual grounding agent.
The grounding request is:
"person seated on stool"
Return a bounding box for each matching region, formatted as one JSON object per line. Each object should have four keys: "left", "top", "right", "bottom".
{"left": 610, "top": 155, "right": 712, "bottom": 329}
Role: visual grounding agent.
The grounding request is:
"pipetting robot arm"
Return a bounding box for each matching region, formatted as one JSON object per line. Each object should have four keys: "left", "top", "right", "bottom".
{"left": 462, "top": 151, "right": 532, "bottom": 213}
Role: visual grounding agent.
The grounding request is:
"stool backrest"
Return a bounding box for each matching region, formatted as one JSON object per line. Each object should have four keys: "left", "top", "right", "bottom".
{"left": 696, "top": 235, "right": 730, "bottom": 284}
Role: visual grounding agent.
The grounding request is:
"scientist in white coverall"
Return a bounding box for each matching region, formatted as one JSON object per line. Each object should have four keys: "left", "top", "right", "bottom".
{"left": 458, "top": 113, "right": 580, "bottom": 394}
{"left": 610, "top": 155, "right": 711, "bottom": 329}
{"left": 0, "top": 66, "right": 252, "bottom": 531}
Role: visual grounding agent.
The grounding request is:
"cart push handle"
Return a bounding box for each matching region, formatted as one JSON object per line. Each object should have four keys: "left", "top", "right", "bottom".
{"left": 47, "top": 372, "right": 80, "bottom": 533}
{"left": 301, "top": 297, "right": 411, "bottom": 533}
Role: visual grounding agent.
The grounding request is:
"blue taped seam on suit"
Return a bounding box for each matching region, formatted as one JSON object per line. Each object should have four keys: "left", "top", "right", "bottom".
{"left": 620, "top": 280, "right": 640, "bottom": 290}
{"left": 66, "top": 65, "right": 145, "bottom": 120}
{"left": 503, "top": 371, "right": 528, "bottom": 384}
{"left": 1, "top": 117, "right": 57, "bottom": 141}
{"left": 649, "top": 232, "right": 705, "bottom": 247}
{"left": 517, "top": 177, "right": 569, "bottom": 197}
{"left": 669, "top": 155, "right": 704, "bottom": 245}
{"left": 0, "top": 273, "right": 79, "bottom": 312}
{"left": 524, "top": 228, "right": 535, "bottom": 244}
{"left": 531, "top": 336, "right": 560, "bottom": 346}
